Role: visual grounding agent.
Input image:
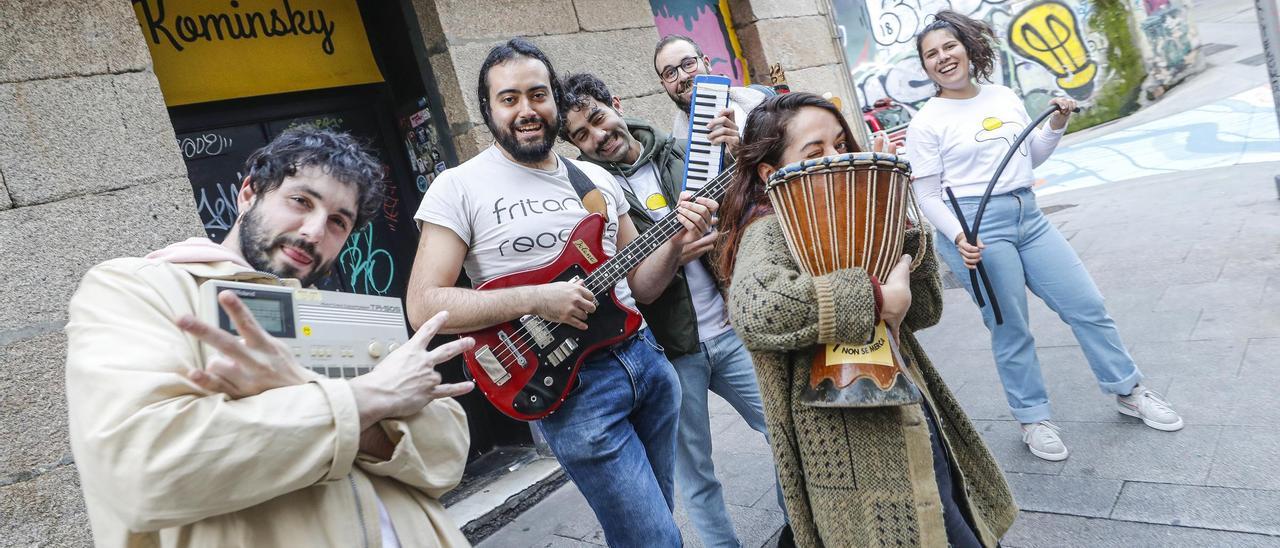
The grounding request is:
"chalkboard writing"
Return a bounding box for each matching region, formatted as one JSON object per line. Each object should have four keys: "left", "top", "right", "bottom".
{"left": 133, "top": 0, "right": 338, "bottom": 55}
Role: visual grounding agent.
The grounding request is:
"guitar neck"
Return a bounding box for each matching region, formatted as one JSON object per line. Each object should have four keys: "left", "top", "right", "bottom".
{"left": 584, "top": 165, "right": 734, "bottom": 295}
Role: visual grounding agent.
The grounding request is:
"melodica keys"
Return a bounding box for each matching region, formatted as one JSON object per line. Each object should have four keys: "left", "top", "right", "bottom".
{"left": 683, "top": 74, "right": 731, "bottom": 191}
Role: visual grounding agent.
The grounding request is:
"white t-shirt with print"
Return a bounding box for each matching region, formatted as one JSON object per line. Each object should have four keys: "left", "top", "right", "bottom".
{"left": 615, "top": 163, "right": 731, "bottom": 342}
{"left": 415, "top": 145, "right": 638, "bottom": 311}
{"left": 906, "top": 84, "right": 1063, "bottom": 198}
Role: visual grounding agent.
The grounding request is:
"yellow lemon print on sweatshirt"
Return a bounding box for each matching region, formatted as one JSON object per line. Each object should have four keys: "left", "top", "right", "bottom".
{"left": 645, "top": 193, "right": 668, "bottom": 212}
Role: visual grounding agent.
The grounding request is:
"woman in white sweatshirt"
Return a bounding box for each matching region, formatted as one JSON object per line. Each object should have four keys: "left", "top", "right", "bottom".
{"left": 906, "top": 10, "right": 1183, "bottom": 462}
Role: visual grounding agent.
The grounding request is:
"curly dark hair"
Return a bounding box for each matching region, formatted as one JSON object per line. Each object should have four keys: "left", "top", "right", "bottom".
{"left": 477, "top": 37, "right": 566, "bottom": 128}
{"left": 558, "top": 72, "right": 616, "bottom": 141}
{"left": 242, "top": 126, "right": 385, "bottom": 231}
{"left": 716, "top": 92, "right": 860, "bottom": 283}
{"left": 915, "top": 10, "right": 998, "bottom": 89}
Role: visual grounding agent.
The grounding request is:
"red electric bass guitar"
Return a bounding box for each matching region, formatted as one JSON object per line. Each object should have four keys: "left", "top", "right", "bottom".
{"left": 461, "top": 167, "right": 734, "bottom": 421}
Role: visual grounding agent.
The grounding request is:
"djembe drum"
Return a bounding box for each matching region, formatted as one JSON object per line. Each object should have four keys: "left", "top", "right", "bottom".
{"left": 765, "top": 152, "right": 923, "bottom": 407}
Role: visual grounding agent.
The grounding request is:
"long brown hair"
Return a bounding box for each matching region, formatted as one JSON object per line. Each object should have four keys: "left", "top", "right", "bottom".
{"left": 716, "top": 92, "right": 860, "bottom": 284}
{"left": 915, "top": 10, "right": 998, "bottom": 90}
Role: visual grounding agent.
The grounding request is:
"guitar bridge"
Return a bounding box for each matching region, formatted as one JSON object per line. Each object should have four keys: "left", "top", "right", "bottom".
{"left": 520, "top": 315, "right": 554, "bottom": 348}
{"left": 474, "top": 345, "right": 511, "bottom": 385}
{"left": 498, "top": 331, "right": 527, "bottom": 367}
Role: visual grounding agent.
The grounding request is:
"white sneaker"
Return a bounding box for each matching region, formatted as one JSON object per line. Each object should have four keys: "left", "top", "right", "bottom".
{"left": 1118, "top": 384, "right": 1184, "bottom": 431}
{"left": 1021, "top": 421, "right": 1069, "bottom": 461}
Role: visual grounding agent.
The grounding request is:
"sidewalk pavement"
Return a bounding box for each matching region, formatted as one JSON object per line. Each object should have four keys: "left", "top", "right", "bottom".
{"left": 474, "top": 2, "right": 1280, "bottom": 545}
{"left": 474, "top": 161, "right": 1280, "bottom": 548}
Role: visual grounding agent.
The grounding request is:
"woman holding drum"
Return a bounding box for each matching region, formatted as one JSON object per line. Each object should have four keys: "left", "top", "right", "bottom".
{"left": 717, "top": 92, "right": 1014, "bottom": 547}
{"left": 907, "top": 10, "right": 1182, "bottom": 462}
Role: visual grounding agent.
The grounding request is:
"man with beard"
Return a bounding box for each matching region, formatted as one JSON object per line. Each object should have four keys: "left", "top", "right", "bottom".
{"left": 654, "top": 35, "right": 767, "bottom": 145}
{"left": 65, "top": 127, "right": 475, "bottom": 548}
{"left": 407, "top": 38, "right": 714, "bottom": 547}
{"left": 560, "top": 72, "right": 787, "bottom": 548}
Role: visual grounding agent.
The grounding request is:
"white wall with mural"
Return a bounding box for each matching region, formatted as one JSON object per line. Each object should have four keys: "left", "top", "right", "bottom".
{"left": 831, "top": 0, "right": 1199, "bottom": 128}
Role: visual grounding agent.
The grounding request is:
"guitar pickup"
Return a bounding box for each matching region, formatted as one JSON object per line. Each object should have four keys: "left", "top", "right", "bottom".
{"left": 474, "top": 345, "right": 511, "bottom": 385}
{"left": 520, "top": 315, "right": 554, "bottom": 348}
{"left": 546, "top": 338, "right": 579, "bottom": 366}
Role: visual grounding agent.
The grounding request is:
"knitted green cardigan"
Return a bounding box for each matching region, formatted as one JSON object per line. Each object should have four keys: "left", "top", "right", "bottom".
{"left": 728, "top": 215, "right": 1016, "bottom": 548}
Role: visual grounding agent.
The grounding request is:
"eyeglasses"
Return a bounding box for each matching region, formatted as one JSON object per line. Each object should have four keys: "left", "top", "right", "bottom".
{"left": 658, "top": 56, "right": 701, "bottom": 83}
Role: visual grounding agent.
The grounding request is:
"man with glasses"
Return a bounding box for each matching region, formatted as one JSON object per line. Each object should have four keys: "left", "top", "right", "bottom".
{"left": 653, "top": 35, "right": 768, "bottom": 146}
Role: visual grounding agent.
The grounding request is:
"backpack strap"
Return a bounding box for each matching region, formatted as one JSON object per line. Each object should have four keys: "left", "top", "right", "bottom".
{"left": 562, "top": 156, "right": 608, "bottom": 216}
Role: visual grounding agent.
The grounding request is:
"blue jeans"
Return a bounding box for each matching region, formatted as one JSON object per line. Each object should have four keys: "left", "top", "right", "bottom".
{"left": 936, "top": 187, "right": 1142, "bottom": 423}
{"left": 670, "top": 329, "right": 783, "bottom": 548}
{"left": 534, "top": 328, "right": 682, "bottom": 547}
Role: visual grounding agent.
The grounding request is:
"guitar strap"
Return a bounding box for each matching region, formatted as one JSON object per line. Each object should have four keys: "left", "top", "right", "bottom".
{"left": 562, "top": 156, "right": 609, "bottom": 217}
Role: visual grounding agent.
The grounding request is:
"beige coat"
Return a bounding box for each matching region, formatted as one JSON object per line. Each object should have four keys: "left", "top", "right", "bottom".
{"left": 65, "top": 256, "right": 471, "bottom": 547}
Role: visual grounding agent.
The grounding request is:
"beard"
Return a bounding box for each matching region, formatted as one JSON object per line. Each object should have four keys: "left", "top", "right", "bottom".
{"left": 668, "top": 77, "right": 694, "bottom": 112}
{"left": 238, "top": 203, "right": 331, "bottom": 287}
{"left": 492, "top": 113, "right": 559, "bottom": 164}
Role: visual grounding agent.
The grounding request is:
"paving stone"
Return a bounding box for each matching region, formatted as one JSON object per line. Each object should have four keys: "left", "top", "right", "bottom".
{"left": 1003, "top": 472, "right": 1122, "bottom": 518}
{"left": 1192, "top": 305, "right": 1280, "bottom": 340}
{"left": 1206, "top": 427, "right": 1280, "bottom": 491}
{"left": 1106, "top": 306, "right": 1202, "bottom": 343}
{"left": 0, "top": 332, "right": 72, "bottom": 480}
{"left": 1088, "top": 262, "right": 1222, "bottom": 289}
{"left": 1059, "top": 424, "right": 1219, "bottom": 485}
{"left": 1003, "top": 510, "right": 1280, "bottom": 548}
{"left": 0, "top": 464, "right": 90, "bottom": 548}
{"left": 690, "top": 502, "right": 784, "bottom": 548}
{"left": 1164, "top": 374, "right": 1280, "bottom": 427}
{"left": 1128, "top": 338, "right": 1249, "bottom": 379}
{"left": 0, "top": 179, "right": 202, "bottom": 332}
{"left": 1239, "top": 337, "right": 1280, "bottom": 377}
{"left": 1155, "top": 276, "right": 1270, "bottom": 312}
{"left": 1112, "top": 481, "right": 1280, "bottom": 535}
{"left": 708, "top": 420, "right": 773, "bottom": 457}
{"left": 971, "top": 419, "right": 1068, "bottom": 476}
{"left": 709, "top": 447, "right": 777, "bottom": 508}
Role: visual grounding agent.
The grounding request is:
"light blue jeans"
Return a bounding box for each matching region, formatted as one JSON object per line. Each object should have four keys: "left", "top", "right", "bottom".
{"left": 535, "top": 328, "right": 683, "bottom": 547}
{"left": 935, "top": 187, "right": 1142, "bottom": 424}
{"left": 670, "top": 328, "right": 784, "bottom": 548}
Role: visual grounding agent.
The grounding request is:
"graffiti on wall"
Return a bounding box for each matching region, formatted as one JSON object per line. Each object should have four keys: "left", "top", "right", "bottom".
{"left": 834, "top": 0, "right": 1109, "bottom": 119}
{"left": 1132, "top": 0, "right": 1196, "bottom": 93}
{"left": 649, "top": 0, "right": 750, "bottom": 85}
{"left": 832, "top": 0, "right": 1196, "bottom": 121}
{"left": 1008, "top": 1, "right": 1098, "bottom": 100}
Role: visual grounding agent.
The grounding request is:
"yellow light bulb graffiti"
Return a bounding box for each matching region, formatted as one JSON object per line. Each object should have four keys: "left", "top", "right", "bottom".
{"left": 1008, "top": 0, "right": 1097, "bottom": 100}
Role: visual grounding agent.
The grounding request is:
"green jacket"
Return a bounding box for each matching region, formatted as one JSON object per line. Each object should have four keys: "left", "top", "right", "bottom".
{"left": 578, "top": 118, "right": 714, "bottom": 358}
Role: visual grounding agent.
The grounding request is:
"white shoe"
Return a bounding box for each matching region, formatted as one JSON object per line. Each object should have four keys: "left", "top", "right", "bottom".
{"left": 1118, "top": 384, "right": 1184, "bottom": 431}
{"left": 1021, "top": 421, "right": 1069, "bottom": 461}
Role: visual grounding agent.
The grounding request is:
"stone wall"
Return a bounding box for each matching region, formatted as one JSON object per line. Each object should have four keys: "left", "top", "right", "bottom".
{"left": 0, "top": 2, "right": 198, "bottom": 545}
{"left": 830, "top": 0, "right": 1200, "bottom": 129}
{"left": 411, "top": 0, "right": 863, "bottom": 160}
